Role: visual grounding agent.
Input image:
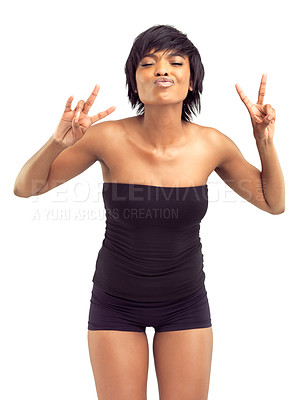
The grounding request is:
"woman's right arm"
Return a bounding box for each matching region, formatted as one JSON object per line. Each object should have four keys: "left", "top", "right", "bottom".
{"left": 13, "top": 84, "right": 115, "bottom": 198}
{"left": 13, "top": 135, "right": 68, "bottom": 197}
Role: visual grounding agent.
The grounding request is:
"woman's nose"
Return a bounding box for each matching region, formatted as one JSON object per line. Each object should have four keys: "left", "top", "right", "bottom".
{"left": 155, "top": 67, "right": 169, "bottom": 77}
{"left": 154, "top": 60, "right": 170, "bottom": 77}
{"left": 156, "top": 71, "right": 169, "bottom": 77}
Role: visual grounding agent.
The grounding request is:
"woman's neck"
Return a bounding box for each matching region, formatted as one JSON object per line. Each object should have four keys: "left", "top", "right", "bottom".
{"left": 137, "top": 105, "right": 188, "bottom": 150}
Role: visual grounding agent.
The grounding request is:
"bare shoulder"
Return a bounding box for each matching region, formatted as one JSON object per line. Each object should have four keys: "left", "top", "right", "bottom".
{"left": 86, "top": 117, "right": 126, "bottom": 161}
{"left": 193, "top": 124, "right": 242, "bottom": 170}
{"left": 194, "top": 123, "right": 231, "bottom": 145}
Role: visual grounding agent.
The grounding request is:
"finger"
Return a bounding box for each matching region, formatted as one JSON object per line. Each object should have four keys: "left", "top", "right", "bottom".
{"left": 263, "top": 104, "right": 273, "bottom": 116}
{"left": 263, "top": 104, "right": 276, "bottom": 122}
{"left": 90, "top": 106, "right": 116, "bottom": 125}
{"left": 257, "top": 73, "right": 267, "bottom": 105}
{"left": 262, "top": 113, "right": 275, "bottom": 127}
{"left": 83, "top": 84, "right": 100, "bottom": 114}
{"left": 235, "top": 83, "right": 253, "bottom": 114}
{"left": 64, "top": 95, "right": 74, "bottom": 113}
{"left": 74, "top": 99, "right": 85, "bottom": 121}
{"left": 75, "top": 99, "right": 85, "bottom": 113}
{"left": 72, "top": 115, "right": 82, "bottom": 132}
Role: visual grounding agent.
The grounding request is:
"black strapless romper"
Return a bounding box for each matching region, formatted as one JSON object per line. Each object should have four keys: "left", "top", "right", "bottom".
{"left": 88, "top": 182, "right": 212, "bottom": 332}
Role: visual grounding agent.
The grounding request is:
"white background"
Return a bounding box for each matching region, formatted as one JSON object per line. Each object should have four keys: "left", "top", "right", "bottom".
{"left": 2, "top": 0, "right": 299, "bottom": 399}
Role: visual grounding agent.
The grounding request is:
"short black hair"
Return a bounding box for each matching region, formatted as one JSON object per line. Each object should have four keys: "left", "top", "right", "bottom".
{"left": 124, "top": 24, "right": 205, "bottom": 122}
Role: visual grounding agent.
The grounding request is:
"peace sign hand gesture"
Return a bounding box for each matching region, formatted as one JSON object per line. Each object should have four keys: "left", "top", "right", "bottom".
{"left": 235, "top": 73, "right": 276, "bottom": 142}
{"left": 54, "top": 84, "right": 116, "bottom": 148}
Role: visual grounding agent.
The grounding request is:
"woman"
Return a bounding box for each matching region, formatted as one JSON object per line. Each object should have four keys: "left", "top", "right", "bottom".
{"left": 14, "top": 24, "right": 285, "bottom": 400}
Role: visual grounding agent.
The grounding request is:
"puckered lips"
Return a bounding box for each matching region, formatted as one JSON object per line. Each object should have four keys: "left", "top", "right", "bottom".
{"left": 154, "top": 77, "right": 174, "bottom": 87}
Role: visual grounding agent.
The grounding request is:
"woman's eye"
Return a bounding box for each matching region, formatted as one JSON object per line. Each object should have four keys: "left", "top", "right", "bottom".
{"left": 141, "top": 62, "right": 183, "bottom": 67}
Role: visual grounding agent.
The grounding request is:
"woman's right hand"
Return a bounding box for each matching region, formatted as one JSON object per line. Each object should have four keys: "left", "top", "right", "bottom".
{"left": 53, "top": 84, "right": 116, "bottom": 148}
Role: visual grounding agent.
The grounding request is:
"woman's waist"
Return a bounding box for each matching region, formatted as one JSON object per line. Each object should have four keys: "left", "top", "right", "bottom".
{"left": 101, "top": 236, "right": 203, "bottom": 263}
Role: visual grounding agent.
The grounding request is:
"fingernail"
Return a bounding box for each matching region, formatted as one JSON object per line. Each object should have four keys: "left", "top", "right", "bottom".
{"left": 75, "top": 119, "right": 78, "bottom": 123}
{"left": 268, "top": 115, "right": 272, "bottom": 120}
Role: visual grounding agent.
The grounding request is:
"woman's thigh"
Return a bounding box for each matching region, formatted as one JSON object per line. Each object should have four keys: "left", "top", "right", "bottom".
{"left": 153, "top": 326, "right": 213, "bottom": 400}
{"left": 87, "top": 330, "right": 149, "bottom": 400}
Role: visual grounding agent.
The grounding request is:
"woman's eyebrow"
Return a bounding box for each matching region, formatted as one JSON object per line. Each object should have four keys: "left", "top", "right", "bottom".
{"left": 142, "top": 52, "right": 186, "bottom": 60}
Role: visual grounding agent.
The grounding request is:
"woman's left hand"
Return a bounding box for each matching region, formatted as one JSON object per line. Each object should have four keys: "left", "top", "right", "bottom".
{"left": 235, "top": 73, "right": 276, "bottom": 141}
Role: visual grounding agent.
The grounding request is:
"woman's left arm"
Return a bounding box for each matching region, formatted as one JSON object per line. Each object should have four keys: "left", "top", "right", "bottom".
{"left": 213, "top": 73, "right": 285, "bottom": 215}
{"left": 236, "top": 73, "right": 285, "bottom": 214}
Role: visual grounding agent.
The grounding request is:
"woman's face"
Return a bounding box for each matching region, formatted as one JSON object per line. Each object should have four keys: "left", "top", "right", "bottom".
{"left": 135, "top": 48, "right": 193, "bottom": 106}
